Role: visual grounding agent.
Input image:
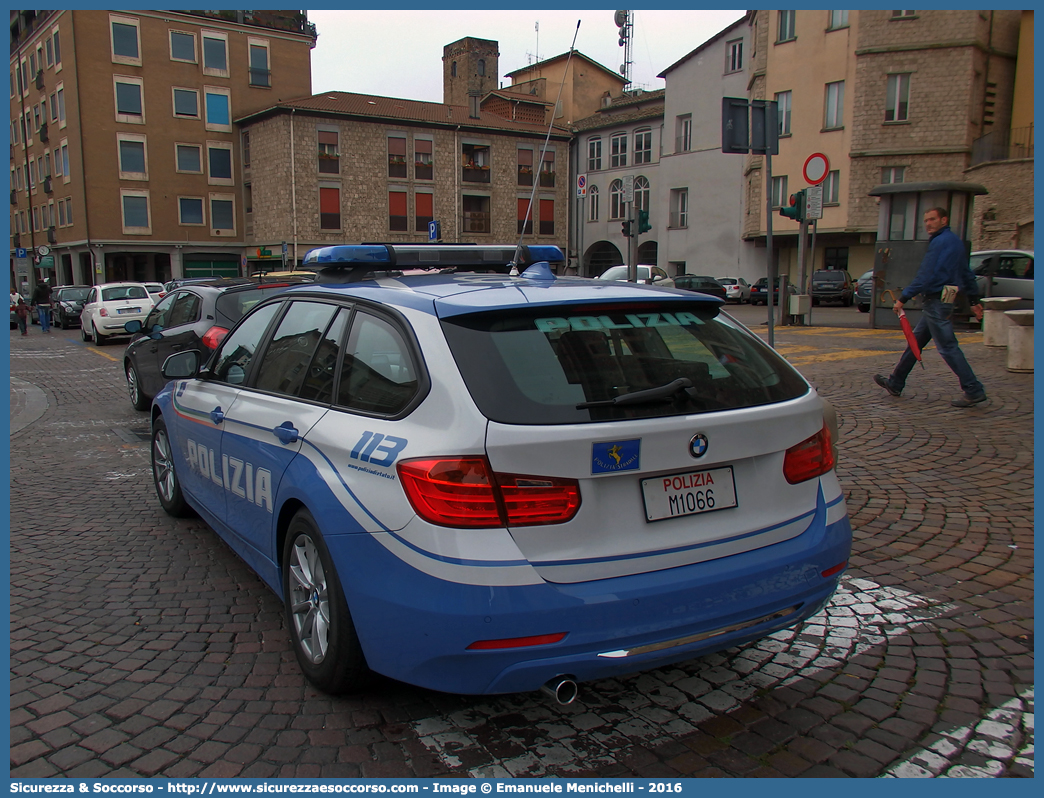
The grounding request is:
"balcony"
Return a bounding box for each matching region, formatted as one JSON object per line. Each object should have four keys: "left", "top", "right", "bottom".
{"left": 11, "top": 189, "right": 18, "bottom": 206}
{"left": 47, "top": 226, "right": 56, "bottom": 244}
{"left": 462, "top": 166, "right": 490, "bottom": 183}
{"left": 39, "top": 122, "right": 48, "bottom": 142}
{"left": 971, "top": 125, "right": 1034, "bottom": 166}
{"left": 43, "top": 177, "right": 52, "bottom": 194}
{"left": 248, "top": 67, "right": 271, "bottom": 87}
{"left": 462, "top": 211, "right": 490, "bottom": 234}
{"left": 35, "top": 69, "right": 44, "bottom": 90}
{"left": 539, "top": 170, "right": 556, "bottom": 188}
{"left": 182, "top": 10, "right": 317, "bottom": 40}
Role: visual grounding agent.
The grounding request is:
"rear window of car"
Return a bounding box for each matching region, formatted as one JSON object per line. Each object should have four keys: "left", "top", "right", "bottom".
{"left": 813, "top": 271, "right": 846, "bottom": 283}
{"left": 215, "top": 285, "right": 303, "bottom": 328}
{"left": 59, "top": 288, "right": 90, "bottom": 301}
{"left": 442, "top": 301, "right": 809, "bottom": 424}
{"left": 102, "top": 286, "right": 148, "bottom": 301}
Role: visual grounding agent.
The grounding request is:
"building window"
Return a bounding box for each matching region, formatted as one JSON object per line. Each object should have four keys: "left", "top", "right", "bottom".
{"left": 415, "top": 192, "right": 433, "bottom": 233}
{"left": 114, "top": 77, "right": 144, "bottom": 124}
{"left": 775, "top": 90, "right": 792, "bottom": 135}
{"left": 59, "top": 141, "right": 69, "bottom": 181}
{"left": 202, "top": 31, "right": 229, "bottom": 77}
{"left": 824, "top": 247, "right": 849, "bottom": 270}
{"left": 415, "top": 139, "right": 433, "bottom": 180}
{"left": 587, "top": 137, "right": 602, "bottom": 171}
{"left": 517, "top": 148, "right": 533, "bottom": 186}
{"left": 676, "top": 115, "right": 692, "bottom": 153}
{"left": 462, "top": 143, "right": 490, "bottom": 182}
{"left": 610, "top": 133, "right": 627, "bottom": 168}
{"left": 320, "top": 186, "right": 340, "bottom": 230}
{"left": 121, "top": 190, "right": 151, "bottom": 233}
{"left": 204, "top": 87, "right": 231, "bottom": 131}
{"left": 824, "top": 80, "right": 844, "bottom": 129}
{"left": 670, "top": 188, "right": 689, "bottom": 228}
{"left": 539, "top": 150, "right": 555, "bottom": 187}
{"left": 823, "top": 170, "right": 840, "bottom": 204}
{"left": 517, "top": 198, "right": 533, "bottom": 235}
{"left": 56, "top": 85, "right": 65, "bottom": 126}
{"left": 885, "top": 73, "right": 911, "bottom": 122}
{"left": 726, "top": 39, "right": 743, "bottom": 72}
{"left": 176, "top": 143, "right": 203, "bottom": 173}
{"left": 388, "top": 135, "right": 407, "bottom": 178}
{"left": 56, "top": 198, "right": 65, "bottom": 227}
{"left": 318, "top": 130, "right": 339, "bottom": 174}
{"left": 778, "top": 10, "right": 796, "bottom": 41}
{"left": 248, "top": 39, "right": 271, "bottom": 87}
{"left": 634, "top": 129, "right": 652, "bottom": 164}
{"left": 881, "top": 166, "right": 905, "bottom": 184}
{"left": 172, "top": 87, "right": 199, "bottom": 118}
{"left": 891, "top": 11, "right": 917, "bottom": 19}
{"left": 477, "top": 59, "right": 485, "bottom": 76}
{"left": 242, "top": 131, "right": 251, "bottom": 168}
{"left": 207, "top": 142, "right": 233, "bottom": 185}
{"left": 539, "top": 199, "right": 554, "bottom": 236}
{"left": 828, "top": 10, "right": 849, "bottom": 29}
{"left": 771, "top": 175, "right": 788, "bottom": 209}
{"left": 609, "top": 179, "right": 624, "bottom": 220}
{"left": 462, "top": 195, "right": 490, "bottom": 233}
{"left": 588, "top": 185, "right": 599, "bottom": 221}
{"left": 33, "top": 206, "right": 40, "bottom": 232}
{"left": 117, "top": 135, "right": 148, "bottom": 180}
{"left": 451, "top": 61, "right": 456, "bottom": 77}
{"left": 49, "top": 91, "right": 57, "bottom": 122}
{"left": 389, "top": 191, "right": 408, "bottom": 231}
{"left": 634, "top": 176, "right": 650, "bottom": 212}
{"left": 52, "top": 29, "right": 61, "bottom": 68}
{"left": 178, "top": 197, "right": 205, "bottom": 226}
{"left": 170, "top": 30, "right": 196, "bottom": 63}
{"left": 45, "top": 37, "right": 53, "bottom": 68}
{"left": 210, "top": 194, "right": 235, "bottom": 234}
{"left": 110, "top": 15, "right": 141, "bottom": 66}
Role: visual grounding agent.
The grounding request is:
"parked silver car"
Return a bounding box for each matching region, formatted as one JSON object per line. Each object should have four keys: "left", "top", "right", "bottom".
{"left": 971, "top": 250, "right": 1033, "bottom": 309}
{"left": 717, "top": 277, "right": 751, "bottom": 304}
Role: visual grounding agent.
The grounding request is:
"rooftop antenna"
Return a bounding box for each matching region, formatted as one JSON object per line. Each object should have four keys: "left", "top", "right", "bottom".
{"left": 614, "top": 9, "right": 633, "bottom": 90}
{"left": 526, "top": 21, "right": 540, "bottom": 65}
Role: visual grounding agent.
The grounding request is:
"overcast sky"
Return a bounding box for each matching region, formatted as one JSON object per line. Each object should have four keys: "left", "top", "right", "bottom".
{"left": 308, "top": 10, "right": 746, "bottom": 104}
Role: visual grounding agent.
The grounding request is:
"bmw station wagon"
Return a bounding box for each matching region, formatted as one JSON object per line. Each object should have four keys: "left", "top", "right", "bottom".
{"left": 149, "top": 244, "right": 851, "bottom": 700}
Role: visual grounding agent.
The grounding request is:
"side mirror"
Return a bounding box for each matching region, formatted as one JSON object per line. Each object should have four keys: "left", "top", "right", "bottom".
{"left": 162, "top": 350, "right": 200, "bottom": 379}
{"left": 124, "top": 320, "right": 143, "bottom": 334}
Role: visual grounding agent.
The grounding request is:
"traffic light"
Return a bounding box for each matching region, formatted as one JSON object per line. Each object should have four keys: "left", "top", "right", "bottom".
{"left": 637, "top": 209, "right": 651, "bottom": 235}
{"left": 621, "top": 220, "right": 632, "bottom": 238}
{"left": 778, "top": 189, "right": 806, "bottom": 222}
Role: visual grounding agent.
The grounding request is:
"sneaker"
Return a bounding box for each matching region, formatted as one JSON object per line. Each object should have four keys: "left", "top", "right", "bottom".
{"left": 951, "top": 393, "right": 987, "bottom": 407}
{"left": 874, "top": 374, "right": 901, "bottom": 397}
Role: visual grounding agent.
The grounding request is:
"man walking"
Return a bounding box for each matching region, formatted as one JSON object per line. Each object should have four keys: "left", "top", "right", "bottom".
{"left": 31, "top": 278, "right": 52, "bottom": 333}
{"left": 874, "top": 207, "right": 986, "bottom": 407}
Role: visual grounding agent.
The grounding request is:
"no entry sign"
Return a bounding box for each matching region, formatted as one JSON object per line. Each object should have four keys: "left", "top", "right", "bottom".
{"left": 803, "top": 152, "right": 830, "bottom": 185}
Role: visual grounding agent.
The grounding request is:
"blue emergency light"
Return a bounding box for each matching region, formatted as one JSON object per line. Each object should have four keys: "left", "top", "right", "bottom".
{"left": 302, "top": 243, "right": 564, "bottom": 277}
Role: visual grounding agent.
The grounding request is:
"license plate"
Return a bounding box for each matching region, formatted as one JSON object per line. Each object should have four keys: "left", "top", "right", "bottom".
{"left": 641, "top": 466, "right": 737, "bottom": 522}
{"left": 118, "top": 307, "right": 141, "bottom": 314}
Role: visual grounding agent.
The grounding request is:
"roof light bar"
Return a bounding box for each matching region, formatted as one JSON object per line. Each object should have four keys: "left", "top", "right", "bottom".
{"left": 302, "top": 244, "right": 565, "bottom": 275}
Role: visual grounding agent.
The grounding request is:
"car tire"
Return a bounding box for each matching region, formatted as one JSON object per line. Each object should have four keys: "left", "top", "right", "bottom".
{"left": 53, "top": 313, "right": 62, "bottom": 329}
{"left": 80, "top": 320, "right": 92, "bottom": 343}
{"left": 151, "top": 416, "right": 192, "bottom": 518}
{"left": 126, "top": 363, "right": 150, "bottom": 411}
{"left": 282, "top": 509, "right": 372, "bottom": 695}
{"left": 94, "top": 323, "right": 107, "bottom": 346}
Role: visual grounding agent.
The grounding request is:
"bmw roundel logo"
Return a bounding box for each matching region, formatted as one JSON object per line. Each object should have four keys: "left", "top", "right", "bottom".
{"left": 689, "top": 433, "right": 709, "bottom": 458}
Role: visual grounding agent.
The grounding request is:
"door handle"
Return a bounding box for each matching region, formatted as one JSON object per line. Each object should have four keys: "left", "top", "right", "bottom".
{"left": 273, "top": 421, "right": 299, "bottom": 445}
{"left": 171, "top": 344, "right": 183, "bottom": 351}
{"left": 210, "top": 407, "right": 224, "bottom": 425}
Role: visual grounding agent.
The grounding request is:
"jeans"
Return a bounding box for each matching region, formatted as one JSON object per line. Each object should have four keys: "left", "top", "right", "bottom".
{"left": 16, "top": 315, "right": 26, "bottom": 334}
{"left": 37, "top": 304, "right": 51, "bottom": 332}
{"left": 890, "top": 297, "right": 984, "bottom": 396}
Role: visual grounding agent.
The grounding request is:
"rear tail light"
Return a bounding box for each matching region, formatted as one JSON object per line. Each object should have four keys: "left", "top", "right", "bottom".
{"left": 466, "top": 632, "right": 567, "bottom": 650}
{"left": 99, "top": 308, "right": 108, "bottom": 317}
{"left": 201, "top": 325, "right": 229, "bottom": 349}
{"left": 397, "top": 456, "right": 581, "bottom": 528}
{"left": 782, "top": 425, "right": 835, "bottom": 484}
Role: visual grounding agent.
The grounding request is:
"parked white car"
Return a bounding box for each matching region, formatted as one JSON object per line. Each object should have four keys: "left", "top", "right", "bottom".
{"left": 597, "top": 264, "right": 675, "bottom": 288}
{"left": 79, "top": 282, "right": 154, "bottom": 346}
{"left": 717, "top": 277, "right": 751, "bottom": 304}
{"left": 971, "top": 249, "right": 1033, "bottom": 309}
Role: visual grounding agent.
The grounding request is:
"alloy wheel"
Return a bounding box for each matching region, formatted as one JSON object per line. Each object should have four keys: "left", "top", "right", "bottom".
{"left": 288, "top": 534, "right": 330, "bottom": 665}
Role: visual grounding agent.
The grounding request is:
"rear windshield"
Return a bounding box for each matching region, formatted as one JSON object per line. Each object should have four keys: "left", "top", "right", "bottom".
{"left": 59, "top": 288, "right": 90, "bottom": 301}
{"left": 442, "top": 302, "right": 809, "bottom": 424}
{"left": 814, "top": 271, "right": 846, "bottom": 282}
{"left": 215, "top": 285, "right": 301, "bottom": 328}
{"left": 102, "top": 286, "right": 148, "bottom": 301}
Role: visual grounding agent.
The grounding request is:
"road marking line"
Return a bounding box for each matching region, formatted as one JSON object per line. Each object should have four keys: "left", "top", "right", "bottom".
{"left": 787, "top": 349, "right": 895, "bottom": 365}
{"left": 87, "top": 347, "right": 118, "bottom": 362}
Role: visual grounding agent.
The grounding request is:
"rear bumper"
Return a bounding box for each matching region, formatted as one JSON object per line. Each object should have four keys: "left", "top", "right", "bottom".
{"left": 328, "top": 484, "right": 852, "bottom": 695}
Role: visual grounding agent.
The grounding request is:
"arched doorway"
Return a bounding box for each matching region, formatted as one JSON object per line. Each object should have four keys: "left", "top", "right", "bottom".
{"left": 583, "top": 241, "right": 624, "bottom": 277}
{"left": 636, "top": 241, "right": 658, "bottom": 265}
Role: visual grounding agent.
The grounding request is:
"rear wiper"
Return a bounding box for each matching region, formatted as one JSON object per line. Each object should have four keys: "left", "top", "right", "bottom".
{"left": 577, "top": 377, "right": 695, "bottom": 409}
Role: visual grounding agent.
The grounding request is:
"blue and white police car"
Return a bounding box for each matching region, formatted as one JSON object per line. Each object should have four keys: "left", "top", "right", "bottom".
{"left": 149, "top": 243, "right": 851, "bottom": 701}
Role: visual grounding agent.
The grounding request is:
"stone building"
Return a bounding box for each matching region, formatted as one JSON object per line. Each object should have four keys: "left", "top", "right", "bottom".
{"left": 742, "top": 9, "right": 1026, "bottom": 286}
{"left": 9, "top": 9, "right": 316, "bottom": 286}
{"left": 236, "top": 92, "right": 572, "bottom": 262}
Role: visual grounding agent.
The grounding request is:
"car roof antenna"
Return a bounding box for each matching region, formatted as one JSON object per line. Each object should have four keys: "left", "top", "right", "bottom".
{"left": 508, "top": 19, "right": 581, "bottom": 276}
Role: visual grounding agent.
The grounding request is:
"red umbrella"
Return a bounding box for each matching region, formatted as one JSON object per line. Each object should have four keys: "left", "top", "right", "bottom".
{"left": 883, "top": 289, "right": 924, "bottom": 369}
{"left": 896, "top": 307, "right": 924, "bottom": 369}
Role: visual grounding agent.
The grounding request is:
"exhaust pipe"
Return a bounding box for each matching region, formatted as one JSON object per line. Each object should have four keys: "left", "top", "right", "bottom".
{"left": 540, "top": 675, "right": 578, "bottom": 705}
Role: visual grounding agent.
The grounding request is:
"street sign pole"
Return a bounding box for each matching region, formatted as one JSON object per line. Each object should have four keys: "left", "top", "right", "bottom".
{"left": 765, "top": 154, "right": 774, "bottom": 347}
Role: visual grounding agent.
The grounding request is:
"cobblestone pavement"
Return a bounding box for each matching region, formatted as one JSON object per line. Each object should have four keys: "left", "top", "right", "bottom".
{"left": 9, "top": 319, "right": 1033, "bottom": 778}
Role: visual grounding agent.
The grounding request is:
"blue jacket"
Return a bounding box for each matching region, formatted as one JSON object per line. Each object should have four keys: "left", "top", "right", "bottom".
{"left": 900, "top": 226, "right": 979, "bottom": 304}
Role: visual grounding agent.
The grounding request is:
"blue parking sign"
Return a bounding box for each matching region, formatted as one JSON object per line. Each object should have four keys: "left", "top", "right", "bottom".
{"left": 428, "top": 220, "right": 441, "bottom": 241}
{"left": 16, "top": 248, "right": 27, "bottom": 258}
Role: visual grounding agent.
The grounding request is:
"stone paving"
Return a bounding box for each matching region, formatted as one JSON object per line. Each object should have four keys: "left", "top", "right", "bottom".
{"left": 8, "top": 320, "right": 1033, "bottom": 778}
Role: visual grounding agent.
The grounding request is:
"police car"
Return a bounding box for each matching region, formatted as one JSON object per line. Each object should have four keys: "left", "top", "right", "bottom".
{"left": 149, "top": 243, "right": 851, "bottom": 700}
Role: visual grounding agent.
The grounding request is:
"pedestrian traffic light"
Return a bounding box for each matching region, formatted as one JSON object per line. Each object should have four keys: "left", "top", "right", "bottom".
{"left": 778, "top": 190, "right": 806, "bottom": 222}
{"left": 621, "top": 220, "right": 632, "bottom": 238}
{"left": 637, "top": 209, "right": 651, "bottom": 235}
